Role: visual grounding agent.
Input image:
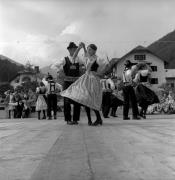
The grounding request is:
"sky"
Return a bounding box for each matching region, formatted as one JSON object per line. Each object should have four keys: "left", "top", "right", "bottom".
{"left": 1, "top": 0, "right": 175, "bottom": 68}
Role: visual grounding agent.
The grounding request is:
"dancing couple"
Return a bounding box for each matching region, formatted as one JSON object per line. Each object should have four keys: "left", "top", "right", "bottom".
{"left": 54, "top": 41, "right": 117, "bottom": 126}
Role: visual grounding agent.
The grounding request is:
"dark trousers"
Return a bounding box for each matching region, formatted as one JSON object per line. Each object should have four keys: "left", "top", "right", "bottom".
{"left": 102, "top": 91, "right": 112, "bottom": 118}
{"left": 64, "top": 97, "right": 80, "bottom": 122}
{"left": 140, "top": 104, "right": 149, "bottom": 116}
{"left": 111, "top": 106, "right": 118, "bottom": 116}
{"left": 47, "top": 94, "right": 57, "bottom": 118}
{"left": 63, "top": 81, "right": 80, "bottom": 122}
{"left": 122, "top": 85, "right": 139, "bottom": 118}
{"left": 15, "top": 103, "right": 24, "bottom": 118}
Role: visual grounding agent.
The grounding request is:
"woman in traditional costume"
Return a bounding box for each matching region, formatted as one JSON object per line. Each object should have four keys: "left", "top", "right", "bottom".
{"left": 61, "top": 43, "right": 117, "bottom": 125}
{"left": 35, "top": 82, "right": 47, "bottom": 120}
{"left": 133, "top": 62, "right": 159, "bottom": 118}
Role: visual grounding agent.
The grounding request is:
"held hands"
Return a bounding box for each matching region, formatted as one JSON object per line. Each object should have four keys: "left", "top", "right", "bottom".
{"left": 78, "top": 42, "right": 85, "bottom": 49}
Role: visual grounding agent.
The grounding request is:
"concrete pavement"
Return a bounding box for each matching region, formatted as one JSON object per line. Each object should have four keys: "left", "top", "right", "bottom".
{"left": 0, "top": 113, "right": 175, "bottom": 179}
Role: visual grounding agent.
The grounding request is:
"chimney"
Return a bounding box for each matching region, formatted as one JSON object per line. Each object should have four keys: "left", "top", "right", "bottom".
{"left": 34, "top": 66, "right": 39, "bottom": 73}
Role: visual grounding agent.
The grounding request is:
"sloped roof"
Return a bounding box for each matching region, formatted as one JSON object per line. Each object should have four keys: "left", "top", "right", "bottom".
{"left": 118, "top": 45, "right": 168, "bottom": 64}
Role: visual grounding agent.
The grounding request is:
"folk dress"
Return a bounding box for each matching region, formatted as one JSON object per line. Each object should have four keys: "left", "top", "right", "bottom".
{"left": 35, "top": 87, "right": 47, "bottom": 111}
{"left": 60, "top": 55, "right": 107, "bottom": 111}
{"left": 134, "top": 70, "right": 159, "bottom": 107}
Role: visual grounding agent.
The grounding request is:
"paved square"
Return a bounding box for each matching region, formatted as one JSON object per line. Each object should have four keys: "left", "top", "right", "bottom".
{"left": 0, "top": 113, "right": 175, "bottom": 180}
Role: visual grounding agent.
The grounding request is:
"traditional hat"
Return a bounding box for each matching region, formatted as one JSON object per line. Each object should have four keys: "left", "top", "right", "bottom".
{"left": 67, "top": 42, "right": 78, "bottom": 49}
{"left": 46, "top": 73, "right": 53, "bottom": 81}
{"left": 124, "top": 60, "right": 134, "bottom": 67}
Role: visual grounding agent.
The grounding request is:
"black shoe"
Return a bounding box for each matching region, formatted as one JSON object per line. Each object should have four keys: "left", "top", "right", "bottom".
{"left": 92, "top": 119, "right": 103, "bottom": 126}
{"left": 54, "top": 116, "right": 57, "bottom": 120}
{"left": 123, "top": 117, "right": 130, "bottom": 120}
{"left": 42, "top": 116, "right": 46, "bottom": 119}
{"left": 132, "top": 116, "right": 141, "bottom": 120}
{"left": 88, "top": 121, "right": 92, "bottom": 126}
{"left": 69, "top": 121, "right": 78, "bottom": 125}
{"left": 48, "top": 117, "right": 52, "bottom": 120}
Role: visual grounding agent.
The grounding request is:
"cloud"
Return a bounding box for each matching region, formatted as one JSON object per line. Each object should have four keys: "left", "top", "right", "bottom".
{"left": 60, "top": 22, "right": 80, "bottom": 36}
{"left": 1, "top": 0, "right": 175, "bottom": 68}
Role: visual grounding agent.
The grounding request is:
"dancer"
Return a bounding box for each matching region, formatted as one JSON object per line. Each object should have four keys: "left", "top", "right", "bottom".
{"left": 122, "top": 60, "right": 140, "bottom": 120}
{"left": 61, "top": 42, "right": 117, "bottom": 126}
{"left": 134, "top": 62, "right": 159, "bottom": 118}
{"left": 51, "top": 42, "right": 84, "bottom": 124}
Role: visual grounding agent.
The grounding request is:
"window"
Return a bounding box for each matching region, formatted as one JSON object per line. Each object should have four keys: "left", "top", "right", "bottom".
{"left": 150, "top": 66, "right": 157, "bottom": 72}
{"left": 150, "top": 78, "right": 158, "bottom": 84}
{"left": 134, "top": 54, "right": 146, "bottom": 60}
{"left": 170, "top": 83, "right": 174, "bottom": 88}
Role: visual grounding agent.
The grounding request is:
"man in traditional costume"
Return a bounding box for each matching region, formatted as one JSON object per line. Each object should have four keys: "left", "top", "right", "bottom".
{"left": 122, "top": 60, "right": 140, "bottom": 120}
{"left": 51, "top": 42, "right": 84, "bottom": 124}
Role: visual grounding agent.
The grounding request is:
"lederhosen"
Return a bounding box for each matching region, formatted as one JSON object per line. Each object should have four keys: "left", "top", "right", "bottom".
{"left": 63, "top": 57, "right": 81, "bottom": 122}
{"left": 47, "top": 81, "right": 57, "bottom": 118}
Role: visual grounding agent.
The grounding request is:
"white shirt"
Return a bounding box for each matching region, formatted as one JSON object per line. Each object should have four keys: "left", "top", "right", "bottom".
{"left": 123, "top": 69, "right": 132, "bottom": 82}
{"left": 42, "top": 78, "right": 62, "bottom": 94}
{"left": 123, "top": 65, "right": 137, "bottom": 83}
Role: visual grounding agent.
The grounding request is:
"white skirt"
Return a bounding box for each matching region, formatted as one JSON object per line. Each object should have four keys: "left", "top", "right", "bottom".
{"left": 61, "top": 72, "right": 102, "bottom": 111}
{"left": 35, "top": 95, "right": 47, "bottom": 111}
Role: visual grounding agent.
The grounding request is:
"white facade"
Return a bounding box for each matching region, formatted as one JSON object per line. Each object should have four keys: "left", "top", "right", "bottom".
{"left": 10, "top": 72, "right": 41, "bottom": 89}
{"left": 115, "top": 46, "right": 167, "bottom": 90}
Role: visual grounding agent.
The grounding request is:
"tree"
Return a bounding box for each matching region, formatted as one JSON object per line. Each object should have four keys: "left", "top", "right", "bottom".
{"left": 0, "top": 83, "right": 14, "bottom": 98}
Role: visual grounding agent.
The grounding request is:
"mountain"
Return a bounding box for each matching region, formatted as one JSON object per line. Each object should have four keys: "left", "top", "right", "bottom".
{"left": 148, "top": 30, "right": 175, "bottom": 69}
{"left": 40, "top": 65, "right": 57, "bottom": 78}
{"left": 0, "top": 55, "right": 24, "bottom": 83}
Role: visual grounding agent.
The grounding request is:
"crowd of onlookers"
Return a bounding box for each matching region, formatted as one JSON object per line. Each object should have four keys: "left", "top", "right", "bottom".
{"left": 2, "top": 88, "right": 37, "bottom": 119}
{"left": 147, "top": 90, "right": 175, "bottom": 114}
{"left": 1, "top": 85, "right": 175, "bottom": 119}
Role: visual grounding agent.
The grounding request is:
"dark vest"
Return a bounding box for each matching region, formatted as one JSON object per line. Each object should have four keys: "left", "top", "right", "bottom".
{"left": 63, "top": 57, "right": 80, "bottom": 90}
{"left": 39, "top": 87, "right": 46, "bottom": 95}
{"left": 63, "top": 57, "right": 80, "bottom": 77}
{"left": 90, "top": 61, "right": 99, "bottom": 72}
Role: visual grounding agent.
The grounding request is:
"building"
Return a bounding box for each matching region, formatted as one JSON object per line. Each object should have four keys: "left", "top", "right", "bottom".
{"left": 115, "top": 45, "right": 169, "bottom": 90}
{"left": 10, "top": 66, "right": 42, "bottom": 89}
